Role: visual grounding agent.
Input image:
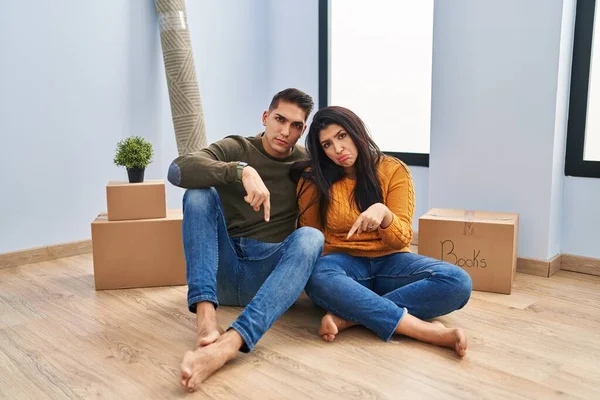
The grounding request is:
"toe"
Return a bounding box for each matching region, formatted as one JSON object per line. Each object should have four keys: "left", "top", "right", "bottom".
{"left": 456, "top": 340, "right": 467, "bottom": 357}
{"left": 180, "top": 366, "right": 192, "bottom": 386}
{"left": 186, "top": 374, "right": 197, "bottom": 390}
{"left": 188, "top": 373, "right": 204, "bottom": 392}
{"left": 180, "top": 356, "right": 194, "bottom": 387}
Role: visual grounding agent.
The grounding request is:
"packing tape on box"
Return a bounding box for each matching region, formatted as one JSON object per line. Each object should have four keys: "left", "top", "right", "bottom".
{"left": 425, "top": 210, "right": 515, "bottom": 237}
{"left": 464, "top": 210, "right": 475, "bottom": 236}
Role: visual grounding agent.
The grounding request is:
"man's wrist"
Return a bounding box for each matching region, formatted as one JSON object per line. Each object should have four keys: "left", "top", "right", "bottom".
{"left": 236, "top": 162, "right": 248, "bottom": 182}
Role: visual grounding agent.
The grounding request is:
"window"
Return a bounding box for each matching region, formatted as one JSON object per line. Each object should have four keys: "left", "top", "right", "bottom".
{"left": 319, "top": 0, "right": 434, "bottom": 167}
{"left": 566, "top": 0, "right": 600, "bottom": 178}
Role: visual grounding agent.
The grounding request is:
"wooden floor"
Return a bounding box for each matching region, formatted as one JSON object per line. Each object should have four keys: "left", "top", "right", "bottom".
{"left": 1, "top": 254, "right": 599, "bottom": 399}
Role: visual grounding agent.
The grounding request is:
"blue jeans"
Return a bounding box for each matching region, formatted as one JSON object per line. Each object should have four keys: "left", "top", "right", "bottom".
{"left": 305, "top": 252, "right": 472, "bottom": 341}
{"left": 182, "top": 188, "right": 324, "bottom": 352}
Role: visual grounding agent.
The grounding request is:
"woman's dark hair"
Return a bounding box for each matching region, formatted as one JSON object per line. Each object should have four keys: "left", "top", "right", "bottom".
{"left": 291, "top": 106, "right": 383, "bottom": 227}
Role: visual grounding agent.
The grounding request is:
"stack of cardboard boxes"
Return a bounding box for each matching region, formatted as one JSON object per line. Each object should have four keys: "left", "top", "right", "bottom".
{"left": 91, "top": 180, "right": 186, "bottom": 290}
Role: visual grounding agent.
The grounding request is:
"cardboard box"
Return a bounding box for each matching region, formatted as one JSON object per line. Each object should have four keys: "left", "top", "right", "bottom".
{"left": 106, "top": 179, "right": 167, "bottom": 221}
{"left": 418, "top": 208, "right": 519, "bottom": 294}
{"left": 91, "top": 209, "right": 186, "bottom": 290}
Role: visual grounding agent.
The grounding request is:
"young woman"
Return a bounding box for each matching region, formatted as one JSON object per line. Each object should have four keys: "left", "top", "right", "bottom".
{"left": 294, "top": 106, "right": 472, "bottom": 356}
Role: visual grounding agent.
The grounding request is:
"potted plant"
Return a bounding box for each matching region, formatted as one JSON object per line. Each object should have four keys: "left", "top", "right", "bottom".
{"left": 113, "top": 136, "right": 154, "bottom": 183}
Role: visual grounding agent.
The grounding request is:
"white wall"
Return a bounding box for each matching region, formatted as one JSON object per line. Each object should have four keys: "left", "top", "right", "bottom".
{"left": 0, "top": 1, "right": 131, "bottom": 254}
{"left": 549, "top": 0, "right": 576, "bottom": 259}
{"left": 0, "top": 0, "right": 270, "bottom": 254}
{"left": 429, "top": 0, "right": 567, "bottom": 260}
{"left": 410, "top": 167, "right": 429, "bottom": 233}
{"left": 562, "top": 177, "right": 600, "bottom": 258}
{"left": 267, "top": 0, "right": 319, "bottom": 114}
{"left": 540, "top": 0, "right": 600, "bottom": 260}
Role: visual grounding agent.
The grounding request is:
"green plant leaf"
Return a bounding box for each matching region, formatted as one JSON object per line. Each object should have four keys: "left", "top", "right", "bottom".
{"left": 113, "top": 136, "right": 154, "bottom": 169}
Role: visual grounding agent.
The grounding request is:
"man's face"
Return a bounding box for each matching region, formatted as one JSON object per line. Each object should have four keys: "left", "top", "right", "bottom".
{"left": 262, "top": 101, "right": 307, "bottom": 158}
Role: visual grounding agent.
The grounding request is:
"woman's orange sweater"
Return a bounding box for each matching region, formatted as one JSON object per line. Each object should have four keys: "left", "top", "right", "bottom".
{"left": 297, "top": 156, "right": 415, "bottom": 257}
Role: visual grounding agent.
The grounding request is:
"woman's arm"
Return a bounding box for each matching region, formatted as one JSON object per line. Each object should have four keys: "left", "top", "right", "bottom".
{"left": 378, "top": 163, "right": 415, "bottom": 249}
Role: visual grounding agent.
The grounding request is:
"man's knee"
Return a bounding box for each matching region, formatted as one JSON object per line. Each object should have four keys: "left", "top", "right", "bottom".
{"left": 183, "top": 188, "right": 220, "bottom": 213}
{"left": 291, "top": 227, "right": 325, "bottom": 259}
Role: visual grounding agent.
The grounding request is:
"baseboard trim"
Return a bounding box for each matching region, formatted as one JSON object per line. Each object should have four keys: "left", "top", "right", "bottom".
{"left": 516, "top": 257, "right": 550, "bottom": 277}
{"left": 549, "top": 254, "right": 562, "bottom": 277}
{"left": 411, "top": 233, "right": 597, "bottom": 278}
{"left": 3, "top": 236, "right": 600, "bottom": 278}
{"left": 561, "top": 253, "right": 600, "bottom": 276}
{"left": 516, "top": 254, "right": 562, "bottom": 278}
{"left": 0, "top": 240, "right": 92, "bottom": 270}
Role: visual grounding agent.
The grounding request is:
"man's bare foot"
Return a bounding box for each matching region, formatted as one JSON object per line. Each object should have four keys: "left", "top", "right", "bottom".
{"left": 395, "top": 314, "right": 467, "bottom": 357}
{"left": 180, "top": 330, "right": 243, "bottom": 392}
{"left": 197, "top": 325, "right": 225, "bottom": 348}
{"left": 195, "top": 302, "right": 223, "bottom": 348}
{"left": 318, "top": 313, "right": 357, "bottom": 342}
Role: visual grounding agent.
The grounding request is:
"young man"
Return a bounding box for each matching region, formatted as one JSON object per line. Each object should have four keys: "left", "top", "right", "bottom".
{"left": 167, "top": 88, "right": 324, "bottom": 392}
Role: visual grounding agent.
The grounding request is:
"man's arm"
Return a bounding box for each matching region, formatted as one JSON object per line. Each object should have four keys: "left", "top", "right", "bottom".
{"left": 168, "top": 136, "right": 272, "bottom": 221}
{"left": 167, "top": 137, "right": 243, "bottom": 189}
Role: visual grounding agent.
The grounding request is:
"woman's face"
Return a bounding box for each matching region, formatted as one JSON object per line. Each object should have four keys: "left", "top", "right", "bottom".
{"left": 318, "top": 123, "right": 359, "bottom": 173}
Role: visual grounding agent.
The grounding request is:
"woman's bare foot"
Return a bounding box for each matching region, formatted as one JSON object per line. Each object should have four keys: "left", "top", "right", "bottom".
{"left": 195, "top": 302, "right": 224, "bottom": 348}
{"left": 395, "top": 314, "right": 467, "bottom": 357}
{"left": 318, "top": 313, "right": 357, "bottom": 342}
{"left": 180, "top": 330, "right": 243, "bottom": 392}
{"left": 438, "top": 327, "right": 467, "bottom": 357}
{"left": 428, "top": 320, "right": 467, "bottom": 356}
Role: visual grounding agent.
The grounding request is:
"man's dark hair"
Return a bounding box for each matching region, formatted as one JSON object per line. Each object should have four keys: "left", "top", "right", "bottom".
{"left": 269, "top": 88, "right": 314, "bottom": 121}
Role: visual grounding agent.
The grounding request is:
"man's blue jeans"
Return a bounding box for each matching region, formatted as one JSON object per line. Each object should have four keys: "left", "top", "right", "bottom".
{"left": 305, "top": 252, "right": 472, "bottom": 341}
{"left": 182, "top": 188, "right": 324, "bottom": 352}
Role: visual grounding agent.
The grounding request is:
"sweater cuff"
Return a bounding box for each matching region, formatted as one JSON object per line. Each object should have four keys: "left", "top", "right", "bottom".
{"left": 380, "top": 213, "right": 396, "bottom": 231}
{"left": 225, "top": 161, "right": 239, "bottom": 184}
{"left": 379, "top": 214, "right": 412, "bottom": 248}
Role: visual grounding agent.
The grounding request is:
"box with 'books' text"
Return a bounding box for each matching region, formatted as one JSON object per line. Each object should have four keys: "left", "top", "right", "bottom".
{"left": 418, "top": 208, "right": 519, "bottom": 294}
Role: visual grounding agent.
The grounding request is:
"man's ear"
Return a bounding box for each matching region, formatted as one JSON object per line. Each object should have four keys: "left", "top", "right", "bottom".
{"left": 302, "top": 124, "right": 308, "bottom": 134}
{"left": 262, "top": 110, "right": 269, "bottom": 126}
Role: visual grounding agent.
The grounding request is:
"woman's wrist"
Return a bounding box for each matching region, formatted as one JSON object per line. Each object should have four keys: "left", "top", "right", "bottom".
{"left": 380, "top": 204, "right": 393, "bottom": 229}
